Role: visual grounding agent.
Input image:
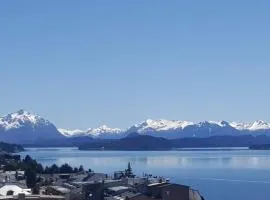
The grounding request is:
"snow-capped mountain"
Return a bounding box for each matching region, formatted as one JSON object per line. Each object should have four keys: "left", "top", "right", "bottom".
{"left": 125, "top": 119, "right": 238, "bottom": 139}
{"left": 58, "top": 125, "right": 124, "bottom": 139}
{"left": 229, "top": 120, "right": 270, "bottom": 131}
{"left": 58, "top": 119, "right": 270, "bottom": 140}
{"left": 0, "top": 109, "right": 50, "bottom": 130}
{"left": 87, "top": 125, "right": 124, "bottom": 139}
{"left": 2, "top": 110, "right": 270, "bottom": 143}
{"left": 128, "top": 119, "right": 194, "bottom": 133}
{"left": 58, "top": 128, "right": 87, "bottom": 137}
{"left": 0, "top": 109, "right": 64, "bottom": 144}
{"left": 125, "top": 119, "right": 194, "bottom": 139}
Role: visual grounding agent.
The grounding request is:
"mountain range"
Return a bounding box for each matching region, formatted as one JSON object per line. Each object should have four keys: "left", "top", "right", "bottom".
{"left": 1, "top": 110, "right": 270, "bottom": 144}
{"left": 59, "top": 119, "right": 270, "bottom": 139}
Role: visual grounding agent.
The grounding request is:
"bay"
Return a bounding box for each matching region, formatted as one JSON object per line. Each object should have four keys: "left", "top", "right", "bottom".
{"left": 19, "top": 148, "right": 270, "bottom": 200}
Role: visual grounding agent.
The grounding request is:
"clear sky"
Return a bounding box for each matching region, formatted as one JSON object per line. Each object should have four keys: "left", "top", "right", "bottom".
{"left": 0, "top": 0, "right": 269, "bottom": 129}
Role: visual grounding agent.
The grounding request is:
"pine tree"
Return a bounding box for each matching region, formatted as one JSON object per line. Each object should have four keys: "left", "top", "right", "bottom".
{"left": 79, "top": 165, "right": 84, "bottom": 172}
{"left": 125, "top": 162, "right": 133, "bottom": 177}
{"left": 25, "top": 168, "right": 37, "bottom": 188}
{"left": 15, "top": 171, "right": 18, "bottom": 180}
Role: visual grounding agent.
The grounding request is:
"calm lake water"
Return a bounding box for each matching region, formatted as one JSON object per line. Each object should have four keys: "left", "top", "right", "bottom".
{"left": 19, "top": 148, "right": 270, "bottom": 200}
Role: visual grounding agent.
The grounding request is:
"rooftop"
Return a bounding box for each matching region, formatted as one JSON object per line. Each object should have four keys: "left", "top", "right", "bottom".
{"left": 0, "top": 185, "right": 31, "bottom": 196}
{"left": 49, "top": 186, "right": 70, "bottom": 194}
{"left": 104, "top": 179, "right": 122, "bottom": 183}
{"left": 106, "top": 192, "right": 142, "bottom": 200}
{"left": 147, "top": 182, "right": 167, "bottom": 187}
{"left": 118, "top": 192, "right": 142, "bottom": 199}
{"left": 0, "top": 195, "right": 65, "bottom": 199}
{"left": 108, "top": 186, "right": 129, "bottom": 192}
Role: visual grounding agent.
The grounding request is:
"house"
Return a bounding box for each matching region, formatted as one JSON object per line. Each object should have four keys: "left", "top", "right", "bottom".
{"left": 46, "top": 186, "right": 70, "bottom": 200}
{"left": 107, "top": 186, "right": 129, "bottom": 195}
{"left": 81, "top": 182, "right": 104, "bottom": 200}
{"left": 125, "top": 178, "right": 147, "bottom": 186}
{"left": 113, "top": 172, "right": 125, "bottom": 180}
{"left": 147, "top": 182, "right": 204, "bottom": 200}
{"left": 58, "top": 174, "right": 71, "bottom": 180}
{"left": 104, "top": 180, "right": 123, "bottom": 189}
{"left": 0, "top": 193, "right": 65, "bottom": 200}
{"left": 0, "top": 185, "right": 31, "bottom": 196}
{"left": 105, "top": 192, "right": 145, "bottom": 200}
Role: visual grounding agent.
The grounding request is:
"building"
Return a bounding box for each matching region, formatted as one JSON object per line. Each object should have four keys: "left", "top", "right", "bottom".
{"left": 81, "top": 182, "right": 104, "bottom": 200}
{"left": 105, "top": 192, "right": 145, "bottom": 200}
{"left": 113, "top": 172, "right": 125, "bottom": 180}
{"left": 125, "top": 178, "right": 147, "bottom": 186}
{"left": 58, "top": 174, "right": 71, "bottom": 180}
{"left": 45, "top": 186, "right": 70, "bottom": 200}
{"left": 107, "top": 186, "right": 130, "bottom": 195}
{"left": 0, "top": 193, "right": 65, "bottom": 200}
{"left": 104, "top": 180, "right": 123, "bottom": 189}
{"left": 147, "top": 182, "right": 203, "bottom": 200}
{"left": 0, "top": 153, "right": 20, "bottom": 162}
{"left": 0, "top": 185, "right": 31, "bottom": 196}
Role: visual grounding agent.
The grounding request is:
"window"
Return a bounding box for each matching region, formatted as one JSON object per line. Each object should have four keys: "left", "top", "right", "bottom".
{"left": 6, "top": 190, "right": 14, "bottom": 196}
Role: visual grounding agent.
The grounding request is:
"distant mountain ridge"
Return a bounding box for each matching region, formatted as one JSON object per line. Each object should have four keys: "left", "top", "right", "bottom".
{"left": 58, "top": 125, "right": 122, "bottom": 139}
{"left": 79, "top": 134, "right": 270, "bottom": 151}
{"left": 0, "top": 109, "right": 64, "bottom": 144}
{"left": 1, "top": 110, "right": 270, "bottom": 144}
{"left": 79, "top": 135, "right": 172, "bottom": 151}
{"left": 59, "top": 119, "right": 270, "bottom": 139}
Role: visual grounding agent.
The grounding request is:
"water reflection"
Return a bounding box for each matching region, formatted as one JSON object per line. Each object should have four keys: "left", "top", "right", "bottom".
{"left": 20, "top": 149, "right": 270, "bottom": 170}
{"left": 19, "top": 148, "right": 270, "bottom": 200}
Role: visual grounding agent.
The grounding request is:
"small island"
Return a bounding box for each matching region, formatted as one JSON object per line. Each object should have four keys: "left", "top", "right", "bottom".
{"left": 249, "top": 144, "right": 270, "bottom": 150}
{"left": 78, "top": 135, "right": 172, "bottom": 151}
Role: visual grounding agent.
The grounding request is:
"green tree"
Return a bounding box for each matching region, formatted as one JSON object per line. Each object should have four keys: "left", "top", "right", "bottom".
{"left": 25, "top": 168, "right": 37, "bottom": 188}
{"left": 79, "top": 165, "right": 84, "bottom": 172}
{"left": 50, "top": 164, "right": 60, "bottom": 174}
{"left": 125, "top": 162, "right": 133, "bottom": 177}
{"left": 73, "top": 167, "right": 79, "bottom": 173}
{"left": 44, "top": 166, "right": 50, "bottom": 174}
{"left": 60, "top": 163, "right": 73, "bottom": 173}
{"left": 36, "top": 164, "right": 44, "bottom": 174}
{"left": 15, "top": 171, "right": 18, "bottom": 180}
{"left": 24, "top": 155, "right": 33, "bottom": 163}
{"left": 32, "top": 184, "right": 40, "bottom": 194}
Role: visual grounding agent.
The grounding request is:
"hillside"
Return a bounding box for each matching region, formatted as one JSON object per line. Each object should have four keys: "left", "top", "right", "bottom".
{"left": 171, "top": 135, "right": 270, "bottom": 148}
{"left": 79, "top": 134, "right": 270, "bottom": 151}
{"left": 0, "top": 142, "right": 24, "bottom": 153}
{"left": 79, "top": 135, "right": 172, "bottom": 150}
{"left": 249, "top": 144, "right": 270, "bottom": 150}
{"left": 0, "top": 110, "right": 65, "bottom": 144}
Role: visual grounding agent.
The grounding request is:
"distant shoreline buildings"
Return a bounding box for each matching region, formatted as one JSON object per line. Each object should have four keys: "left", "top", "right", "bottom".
{"left": 0, "top": 154, "right": 205, "bottom": 200}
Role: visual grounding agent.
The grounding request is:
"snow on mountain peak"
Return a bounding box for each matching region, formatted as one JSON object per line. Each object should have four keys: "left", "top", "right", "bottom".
{"left": 2, "top": 110, "right": 270, "bottom": 140}
{"left": 249, "top": 120, "right": 270, "bottom": 130}
{"left": 229, "top": 120, "right": 270, "bottom": 131}
{"left": 133, "top": 119, "right": 194, "bottom": 133}
{"left": 58, "top": 128, "right": 86, "bottom": 137}
{"left": 229, "top": 122, "right": 248, "bottom": 130}
{"left": 87, "top": 125, "right": 122, "bottom": 136}
{"left": 0, "top": 109, "right": 50, "bottom": 130}
{"left": 58, "top": 125, "right": 123, "bottom": 138}
{"left": 202, "top": 120, "right": 230, "bottom": 127}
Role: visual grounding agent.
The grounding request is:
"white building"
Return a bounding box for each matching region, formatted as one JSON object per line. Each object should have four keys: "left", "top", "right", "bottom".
{"left": 0, "top": 185, "right": 31, "bottom": 196}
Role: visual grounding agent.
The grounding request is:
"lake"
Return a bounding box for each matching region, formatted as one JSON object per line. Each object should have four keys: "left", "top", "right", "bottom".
{"left": 19, "top": 148, "right": 270, "bottom": 200}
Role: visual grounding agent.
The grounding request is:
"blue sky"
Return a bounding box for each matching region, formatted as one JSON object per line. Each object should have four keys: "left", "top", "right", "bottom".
{"left": 1, "top": 0, "right": 269, "bottom": 129}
